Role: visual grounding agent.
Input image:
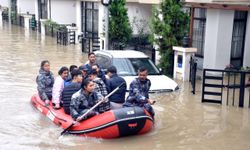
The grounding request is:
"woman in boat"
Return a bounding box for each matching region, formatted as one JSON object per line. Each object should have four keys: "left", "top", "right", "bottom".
{"left": 36, "top": 60, "right": 54, "bottom": 106}
{"left": 52, "top": 66, "right": 69, "bottom": 109}
{"left": 70, "top": 79, "right": 104, "bottom": 122}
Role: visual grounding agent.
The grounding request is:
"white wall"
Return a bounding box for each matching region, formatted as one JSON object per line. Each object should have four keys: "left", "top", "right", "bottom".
{"left": 243, "top": 12, "right": 250, "bottom": 67}
{"left": 98, "top": 3, "right": 105, "bottom": 49}
{"left": 50, "top": 0, "right": 76, "bottom": 24}
{"left": 0, "top": 0, "right": 10, "bottom": 7}
{"left": 214, "top": 10, "right": 234, "bottom": 69}
{"left": 126, "top": 3, "right": 153, "bottom": 35}
{"left": 203, "top": 9, "right": 218, "bottom": 69}
{"left": 17, "top": 0, "right": 35, "bottom": 14}
{"left": 203, "top": 9, "right": 234, "bottom": 69}
{"left": 76, "top": 0, "right": 81, "bottom": 35}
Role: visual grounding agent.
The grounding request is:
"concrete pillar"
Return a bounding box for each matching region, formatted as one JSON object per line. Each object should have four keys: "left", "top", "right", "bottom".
{"left": 23, "top": 14, "right": 32, "bottom": 29}
{"left": 0, "top": 7, "right": 3, "bottom": 25}
{"left": 203, "top": 9, "right": 234, "bottom": 70}
{"left": 76, "top": 0, "right": 81, "bottom": 43}
{"left": 173, "top": 46, "right": 197, "bottom": 81}
{"left": 40, "top": 19, "right": 47, "bottom": 36}
{"left": 243, "top": 13, "right": 250, "bottom": 67}
{"left": 35, "top": 0, "right": 38, "bottom": 22}
{"left": 99, "top": 3, "right": 105, "bottom": 50}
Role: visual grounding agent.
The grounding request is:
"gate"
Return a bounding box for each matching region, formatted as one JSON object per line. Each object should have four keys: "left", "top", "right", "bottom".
{"left": 202, "top": 69, "right": 250, "bottom": 107}
{"left": 81, "top": 37, "right": 100, "bottom": 53}
{"left": 57, "top": 31, "right": 75, "bottom": 45}
{"left": 189, "top": 56, "right": 197, "bottom": 94}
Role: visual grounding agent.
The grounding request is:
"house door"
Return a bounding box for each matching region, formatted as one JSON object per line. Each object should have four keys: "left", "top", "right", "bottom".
{"left": 230, "top": 11, "right": 248, "bottom": 68}
{"left": 81, "top": 1, "right": 99, "bottom": 52}
{"left": 38, "top": 0, "right": 48, "bottom": 20}
{"left": 10, "top": 0, "right": 17, "bottom": 24}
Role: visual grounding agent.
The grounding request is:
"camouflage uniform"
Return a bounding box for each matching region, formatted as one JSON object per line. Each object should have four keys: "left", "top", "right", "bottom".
{"left": 70, "top": 89, "right": 108, "bottom": 120}
{"left": 123, "top": 78, "right": 155, "bottom": 117}
{"left": 92, "top": 77, "right": 110, "bottom": 112}
{"left": 36, "top": 69, "right": 54, "bottom": 101}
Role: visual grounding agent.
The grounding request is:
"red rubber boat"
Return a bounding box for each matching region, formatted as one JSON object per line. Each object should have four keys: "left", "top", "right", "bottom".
{"left": 31, "top": 94, "right": 154, "bottom": 138}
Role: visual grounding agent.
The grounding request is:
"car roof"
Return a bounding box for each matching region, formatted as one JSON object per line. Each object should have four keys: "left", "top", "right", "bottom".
{"left": 94, "top": 50, "right": 149, "bottom": 58}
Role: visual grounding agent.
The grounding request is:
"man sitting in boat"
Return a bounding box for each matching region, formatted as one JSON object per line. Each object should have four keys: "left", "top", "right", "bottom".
{"left": 106, "top": 66, "right": 127, "bottom": 109}
{"left": 70, "top": 79, "right": 106, "bottom": 121}
{"left": 123, "top": 67, "right": 155, "bottom": 118}
{"left": 36, "top": 60, "right": 54, "bottom": 106}
{"left": 88, "top": 70, "right": 110, "bottom": 113}
{"left": 61, "top": 69, "right": 83, "bottom": 114}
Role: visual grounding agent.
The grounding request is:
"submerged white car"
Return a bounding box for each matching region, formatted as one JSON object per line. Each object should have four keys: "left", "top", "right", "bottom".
{"left": 95, "top": 50, "right": 179, "bottom": 92}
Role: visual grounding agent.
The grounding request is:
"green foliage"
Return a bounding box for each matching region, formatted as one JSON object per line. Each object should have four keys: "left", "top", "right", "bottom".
{"left": 44, "top": 19, "right": 67, "bottom": 32}
{"left": 150, "top": 0, "right": 189, "bottom": 76}
{"left": 109, "top": 0, "right": 132, "bottom": 49}
{"left": 241, "top": 66, "right": 250, "bottom": 71}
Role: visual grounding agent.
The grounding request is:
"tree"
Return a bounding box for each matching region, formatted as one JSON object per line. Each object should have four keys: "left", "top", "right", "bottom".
{"left": 109, "top": 0, "right": 132, "bottom": 49}
{"left": 150, "top": 0, "right": 189, "bottom": 76}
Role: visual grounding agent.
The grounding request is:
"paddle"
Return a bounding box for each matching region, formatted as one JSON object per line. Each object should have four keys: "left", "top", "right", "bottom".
{"left": 60, "top": 82, "right": 125, "bottom": 136}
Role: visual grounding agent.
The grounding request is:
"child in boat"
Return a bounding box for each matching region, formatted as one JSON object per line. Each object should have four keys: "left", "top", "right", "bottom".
{"left": 61, "top": 69, "right": 83, "bottom": 114}
{"left": 64, "top": 65, "right": 78, "bottom": 86}
{"left": 70, "top": 79, "right": 104, "bottom": 121}
{"left": 123, "top": 67, "right": 155, "bottom": 118}
{"left": 36, "top": 60, "right": 54, "bottom": 106}
{"left": 52, "top": 66, "right": 69, "bottom": 109}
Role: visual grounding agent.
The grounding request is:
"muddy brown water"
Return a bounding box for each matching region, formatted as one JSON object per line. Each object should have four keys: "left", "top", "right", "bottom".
{"left": 0, "top": 23, "right": 250, "bottom": 150}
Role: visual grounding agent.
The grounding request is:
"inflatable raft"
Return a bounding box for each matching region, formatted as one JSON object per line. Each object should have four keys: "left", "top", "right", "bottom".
{"left": 31, "top": 94, "right": 154, "bottom": 138}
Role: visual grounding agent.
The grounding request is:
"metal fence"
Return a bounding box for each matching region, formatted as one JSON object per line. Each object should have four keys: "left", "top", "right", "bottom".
{"left": 57, "top": 30, "right": 75, "bottom": 46}
{"left": 81, "top": 36, "right": 100, "bottom": 53}
{"left": 202, "top": 69, "right": 250, "bottom": 107}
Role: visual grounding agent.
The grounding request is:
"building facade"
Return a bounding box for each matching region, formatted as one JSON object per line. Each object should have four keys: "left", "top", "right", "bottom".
{"left": 1, "top": 0, "right": 158, "bottom": 51}
{"left": 75, "top": 0, "right": 158, "bottom": 49}
{"left": 186, "top": 0, "right": 250, "bottom": 70}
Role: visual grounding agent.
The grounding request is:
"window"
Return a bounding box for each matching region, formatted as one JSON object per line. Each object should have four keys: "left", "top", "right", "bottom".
{"left": 81, "top": 2, "right": 99, "bottom": 38}
{"left": 38, "top": 0, "right": 48, "bottom": 19}
{"left": 96, "top": 55, "right": 112, "bottom": 70}
{"left": 230, "top": 11, "right": 248, "bottom": 68}
{"left": 192, "top": 8, "right": 206, "bottom": 58}
{"left": 112, "top": 58, "right": 160, "bottom": 76}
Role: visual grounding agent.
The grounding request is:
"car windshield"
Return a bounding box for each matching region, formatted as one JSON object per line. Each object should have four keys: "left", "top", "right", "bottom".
{"left": 113, "top": 58, "right": 160, "bottom": 76}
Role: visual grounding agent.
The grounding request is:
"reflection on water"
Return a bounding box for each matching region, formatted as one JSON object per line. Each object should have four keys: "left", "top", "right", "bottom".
{"left": 0, "top": 23, "right": 250, "bottom": 150}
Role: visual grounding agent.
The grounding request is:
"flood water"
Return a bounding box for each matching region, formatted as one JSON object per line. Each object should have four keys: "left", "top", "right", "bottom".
{"left": 0, "top": 23, "right": 250, "bottom": 150}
